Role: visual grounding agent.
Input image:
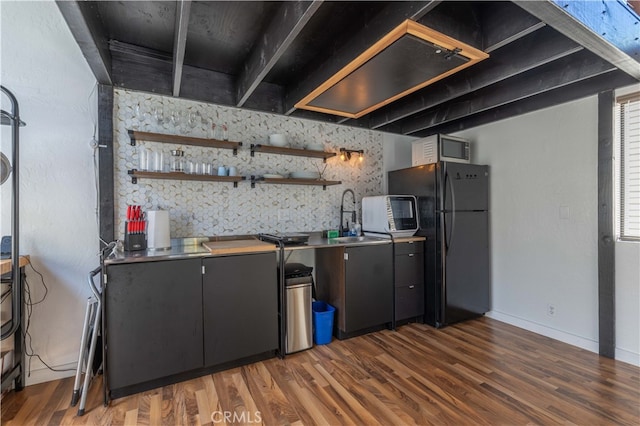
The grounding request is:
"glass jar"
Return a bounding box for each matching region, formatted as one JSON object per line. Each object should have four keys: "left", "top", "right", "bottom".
{"left": 170, "top": 149, "right": 185, "bottom": 172}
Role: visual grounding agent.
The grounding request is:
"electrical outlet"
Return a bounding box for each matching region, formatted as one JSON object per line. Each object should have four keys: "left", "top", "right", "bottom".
{"left": 547, "top": 303, "right": 556, "bottom": 317}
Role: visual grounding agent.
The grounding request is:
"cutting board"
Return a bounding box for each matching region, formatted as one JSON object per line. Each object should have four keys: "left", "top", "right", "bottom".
{"left": 202, "top": 239, "right": 276, "bottom": 255}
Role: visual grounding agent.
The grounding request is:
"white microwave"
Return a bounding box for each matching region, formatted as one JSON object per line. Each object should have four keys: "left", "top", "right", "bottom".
{"left": 412, "top": 134, "right": 470, "bottom": 165}
{"left": 362, "top": 195, "right": 418, "bottom": 238}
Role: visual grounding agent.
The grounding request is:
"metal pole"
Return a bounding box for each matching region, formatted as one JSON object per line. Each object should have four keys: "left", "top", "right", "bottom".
{"left": 0, "top": 85, "right": 21, "bottom": 340}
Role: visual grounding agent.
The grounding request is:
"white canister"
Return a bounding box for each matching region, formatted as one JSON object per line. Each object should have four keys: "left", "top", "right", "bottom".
{"left": 147, "top": 210, "right": 171, "bottom": 250}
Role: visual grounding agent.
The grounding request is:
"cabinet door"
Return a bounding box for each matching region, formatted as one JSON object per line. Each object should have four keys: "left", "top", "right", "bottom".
{"left": 106, "top": 259, "right": 203, "bottom": 390}
{"left": 395, "top": 284, "right": 425, "bottom": 321}
{"left": 344, "top": 245, "right": 393, "bottom": 332}
{"left": 395, "top": 253, "right": 424, "bottom": 287}
{"left": 202, "top": 253, "right": 278, "bottom": 367}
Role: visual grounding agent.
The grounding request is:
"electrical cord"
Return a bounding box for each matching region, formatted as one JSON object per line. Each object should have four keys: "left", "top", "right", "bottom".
{"left": 21, "top": 262, "right": 76, "bottom": 374}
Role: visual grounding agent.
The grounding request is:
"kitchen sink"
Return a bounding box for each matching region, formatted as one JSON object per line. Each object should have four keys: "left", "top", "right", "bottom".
{"left": 328, "top": 236, "right": 391, "bottom": 246}
{"left": 331, "top": 236, "right": 369, "bottom": 243}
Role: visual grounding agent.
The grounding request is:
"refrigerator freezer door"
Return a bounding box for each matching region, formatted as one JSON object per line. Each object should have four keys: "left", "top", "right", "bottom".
{"left": 443, "top": 210, "right": 490, "bottom": 324}
{"left": 443, "top": 163, "right": 489, "bottom": 212}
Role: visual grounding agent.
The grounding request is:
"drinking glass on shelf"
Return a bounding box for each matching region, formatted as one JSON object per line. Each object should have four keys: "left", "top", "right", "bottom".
{"left": 153, "top": 106, "right": 164, "bottom": 124}
{"left": 152, "top": 150, "right": 164, "bottom": 172}
{"left": 187, "top": 112, "right": 198, "bottom": 130}
{"left": 134, "top": 103, "right": 150, "bottom": 122}
{"left": 138, "top": 145, "right": 149, "bottom": 171}
{"left": 221, "top": 124, "right": 228, "bottom": 141}
{"left": 170, "top": 110, "right": 181, "bottom": 127}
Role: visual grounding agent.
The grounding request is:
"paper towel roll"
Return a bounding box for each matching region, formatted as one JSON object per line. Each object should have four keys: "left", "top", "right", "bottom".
{"left": 147, "top": 210, "right": 171, "bottom": 250}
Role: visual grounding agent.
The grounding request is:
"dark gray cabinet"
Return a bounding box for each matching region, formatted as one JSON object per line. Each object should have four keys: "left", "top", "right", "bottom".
{"left": 202, "top": 253, "right": 278, "bottom": 366}
{"left": 316, "top": 244, "right": 393, "bottom": 339}
{"left": 344, "top": 245, "right": 393, "bottom": 333}
{"left": 105, "top": 258, "right": 203, "bottom": 392}
{"left": 394, "top": 240, "right": 425, "bottom": 321}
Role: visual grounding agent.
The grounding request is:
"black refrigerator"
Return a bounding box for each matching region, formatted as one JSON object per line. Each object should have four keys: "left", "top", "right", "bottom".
{"left": 389, "top": 162, "right": 490, "bottom": 328}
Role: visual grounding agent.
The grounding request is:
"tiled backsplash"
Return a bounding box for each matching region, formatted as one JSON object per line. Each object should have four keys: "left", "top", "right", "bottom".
{"left": 113, "top": 89, "right": 385, "bottom": 238}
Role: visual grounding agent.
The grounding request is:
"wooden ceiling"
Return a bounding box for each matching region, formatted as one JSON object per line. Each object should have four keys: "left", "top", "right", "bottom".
{"left": 57, "top": 0, "right": 640, "bottom": 137}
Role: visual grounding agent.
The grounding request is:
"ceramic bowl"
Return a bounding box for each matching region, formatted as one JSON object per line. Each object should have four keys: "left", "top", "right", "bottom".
{"left": 305, "top": 143, "right": 325, "bottom": 151}
{"left": 269, "top": 134, "right": 287, "bottom": 147}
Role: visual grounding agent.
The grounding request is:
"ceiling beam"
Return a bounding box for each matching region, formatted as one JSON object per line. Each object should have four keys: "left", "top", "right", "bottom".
{"left": 236, "top": 0, "right": 323, "bottom": 107}
{"left": 514, "top": 0, "right": 640, "bottom": 80}
{"left": 411, "top": 70, "right": 636, "bottom": 137}
{"left": 481, "top": 1, "right": 546, "bottom": 52}
{"left": 283, "top": 1, "right": 441, "bottom": 115}
{"left": 110, "top": 41, "right": 285, "bottom": 113}
{"left": 367, "top": 26, "right": 582, "bottom": 129}
{"left": 56, "top": 0, "right": 112, "bottom": 85}
{"left": 400, "top": 50, "right": 616, "bottom": 135}
{"left": 172, "top": 0, "right": 192, "bottom": 97}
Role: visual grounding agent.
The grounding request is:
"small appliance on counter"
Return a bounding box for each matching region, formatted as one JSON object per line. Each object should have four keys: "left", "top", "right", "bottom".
{"left": 259, "top": 233, "right": 309, "bottom": 245}
{"left": 147, "top": 210, "right": 171, "bottom": 250}
{"left": 362, "top": 195, "right": 418, "bottom": 238}
{"left": 124, "top": 205, "right": 146, "bottom": 252}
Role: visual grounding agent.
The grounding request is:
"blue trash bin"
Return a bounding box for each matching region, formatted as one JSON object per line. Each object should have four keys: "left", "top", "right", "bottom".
{"left": 312, "top": 301, "right": 335, "bottom": 345}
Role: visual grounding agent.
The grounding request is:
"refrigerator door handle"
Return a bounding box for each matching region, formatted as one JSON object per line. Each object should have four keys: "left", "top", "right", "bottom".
{"left": 448, "top": 171, "right": 456, "bottom": 251}
{"left": 443, "top": 171, "right": 456, "bottom": 252}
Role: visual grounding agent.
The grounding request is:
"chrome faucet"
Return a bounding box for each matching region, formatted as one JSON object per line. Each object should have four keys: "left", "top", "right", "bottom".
{"left": 340, "top": 189, "right": 356, "bottom": 236}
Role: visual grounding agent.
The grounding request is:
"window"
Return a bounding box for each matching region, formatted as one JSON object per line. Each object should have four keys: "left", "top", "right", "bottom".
{"left": 615, "top": 93, "right": 640, "bottom": 240}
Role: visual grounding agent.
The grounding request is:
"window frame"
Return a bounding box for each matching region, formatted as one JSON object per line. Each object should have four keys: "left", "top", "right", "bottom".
{"left": 614, "top": 91, "right": 640, "bottom": 242}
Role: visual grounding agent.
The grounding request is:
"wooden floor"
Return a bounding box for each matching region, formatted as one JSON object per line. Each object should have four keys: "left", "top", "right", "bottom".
{"left": 2, "top": 317, "right": 639, "bottom": 425}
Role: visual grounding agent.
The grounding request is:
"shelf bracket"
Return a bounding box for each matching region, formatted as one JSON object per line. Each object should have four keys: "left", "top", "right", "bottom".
{"left": 128, "top": 169, "right": 137, "bottom": 184}
{"left": 250, "top": 175, "right": 256, "bottom": 188}
{"left": 128, "top": 130, "right": 137, "bottom": 146}
{"left": 250, "top": 144, "right": 255, "bottom": 157}
{"left": 233, "top": 181, "right": 238, "bottom": 188}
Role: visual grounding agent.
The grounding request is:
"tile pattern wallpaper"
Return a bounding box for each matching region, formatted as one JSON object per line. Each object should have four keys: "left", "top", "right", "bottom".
{"left": 113, "top": 89, "right": 385, "bottom": 238}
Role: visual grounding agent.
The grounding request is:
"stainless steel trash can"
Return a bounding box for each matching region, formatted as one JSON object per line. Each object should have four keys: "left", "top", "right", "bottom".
{"left": 284, "top": 263, "right": 313, "bottom": 354}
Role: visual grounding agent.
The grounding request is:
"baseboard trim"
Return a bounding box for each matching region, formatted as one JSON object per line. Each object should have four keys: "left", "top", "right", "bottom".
{"left": 24, "top": 361, "right": 77, "bottom": 387}
{"left": 615, "top": 347, "right": 640, "bottom": 366}
{"left": 486, "top": 311, "right": 599, "bottom": 353}
{"left": 486, "top": 311, "right": 640, "bottom": 366}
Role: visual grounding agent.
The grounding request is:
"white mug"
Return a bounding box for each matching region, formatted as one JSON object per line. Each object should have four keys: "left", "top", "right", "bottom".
{"left": 218, "top": 166, "right": 227, "bottom": 176}
{"left": 228, "top": 166, "right": 237, "bottom": 176}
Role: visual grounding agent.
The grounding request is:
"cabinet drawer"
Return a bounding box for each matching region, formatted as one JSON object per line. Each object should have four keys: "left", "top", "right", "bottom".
{"left": 395, "top": 253, "right": 424, "bottom": 287}
{"left": 395, "top": 284, "right": 424, "bottom": 321}
{"left": 394, "top": 241, "right": 424, "bottom": 255}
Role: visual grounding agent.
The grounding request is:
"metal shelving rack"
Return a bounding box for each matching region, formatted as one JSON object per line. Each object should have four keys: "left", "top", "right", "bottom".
{"left": 1, "top": 85, "right": 26, "bottom": 393}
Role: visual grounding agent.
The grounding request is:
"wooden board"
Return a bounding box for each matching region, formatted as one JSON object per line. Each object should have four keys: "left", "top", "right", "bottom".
{"left": 0, "top": 256, "right": 30, "bottom": 276}
{"left": 202, "top": 239, "right": 276, "bottom": 255}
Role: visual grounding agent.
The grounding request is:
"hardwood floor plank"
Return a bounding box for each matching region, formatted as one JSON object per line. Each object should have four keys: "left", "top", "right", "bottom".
{"left": 2, "top": 319, "right": 638, "bottom": 425}
{"left": 123, "top": 408, "right": 138, "bottom": 425}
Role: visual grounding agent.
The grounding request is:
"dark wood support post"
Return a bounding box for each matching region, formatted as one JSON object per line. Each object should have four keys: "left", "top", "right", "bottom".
{"left": 98, "top": 84, "right": 115, "bottom": 245}
{"left": 597, "top": 90, "right": 615, "bottom": 358}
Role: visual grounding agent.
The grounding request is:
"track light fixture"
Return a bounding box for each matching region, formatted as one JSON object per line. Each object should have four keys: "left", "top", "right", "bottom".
{"left": 339, "top": 148, "right": 364, "bottom": 162}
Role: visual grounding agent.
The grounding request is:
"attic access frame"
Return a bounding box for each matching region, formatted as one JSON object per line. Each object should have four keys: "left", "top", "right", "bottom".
{"left": 294, "top": 19, "right": 489, "bottom": 119}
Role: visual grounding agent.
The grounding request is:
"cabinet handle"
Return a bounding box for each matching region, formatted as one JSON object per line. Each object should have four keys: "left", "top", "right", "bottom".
{"left": 409, "top": 285, "right": 415, "bottom": 289}
{"left": 408, "top": 253, "right": 414, "bottom": 257}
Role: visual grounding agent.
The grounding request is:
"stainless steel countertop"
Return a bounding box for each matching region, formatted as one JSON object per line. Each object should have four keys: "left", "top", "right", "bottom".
{"left": 103, "top": 233, "right": 405, "bottom": 265}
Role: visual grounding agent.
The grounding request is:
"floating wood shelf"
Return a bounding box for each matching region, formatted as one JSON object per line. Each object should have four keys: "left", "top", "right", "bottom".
{"left": 128, "top": 170, "right": 245, "bottom": 187}
{"left": 250, "top": 175, "right": 341, "bottom": 190}
{"left": 250, "top": 144, "right": 336, "bottom": 162}
{"left": 128, "top": 130, "right": 242, "bottom": 155}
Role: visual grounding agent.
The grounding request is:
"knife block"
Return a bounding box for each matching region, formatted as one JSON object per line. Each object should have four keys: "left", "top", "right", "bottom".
{"left": 124, "top": 222, "right": 147, "bottom": 252}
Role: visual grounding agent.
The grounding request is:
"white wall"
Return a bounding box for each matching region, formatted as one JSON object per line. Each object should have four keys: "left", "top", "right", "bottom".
{"left": 1, "top": 1, "right": 98, "bottom": 384}
{"left": 453, "top": 95, "right": 639, "bottom": 365}
{"left": 382, "top": 132, "right": 416, "bottom": 193}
